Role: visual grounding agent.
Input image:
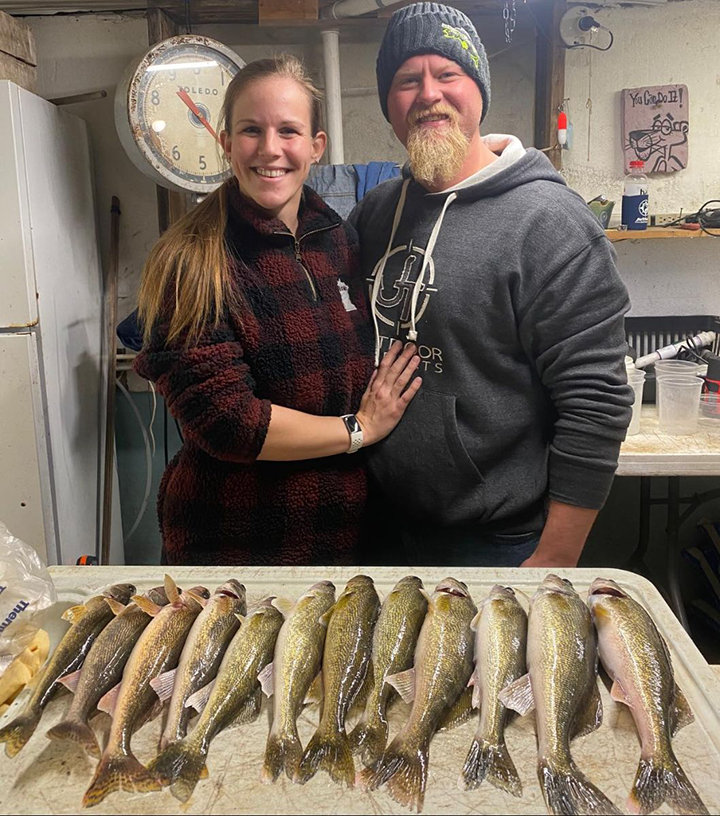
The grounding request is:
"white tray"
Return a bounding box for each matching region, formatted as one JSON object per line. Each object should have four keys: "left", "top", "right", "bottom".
{"left": 0, "top": 566, "right": 718, "bottom": 815}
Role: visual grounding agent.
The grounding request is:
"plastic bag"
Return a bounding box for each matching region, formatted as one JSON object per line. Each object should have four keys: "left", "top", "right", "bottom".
{"left": 0, "top": 522, "right": 57, "bottom": 674}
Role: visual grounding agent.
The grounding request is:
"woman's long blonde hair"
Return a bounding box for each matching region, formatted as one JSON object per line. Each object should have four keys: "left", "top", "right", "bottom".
{"left": 137, "top": 54, "right": 324, "bottom": 347}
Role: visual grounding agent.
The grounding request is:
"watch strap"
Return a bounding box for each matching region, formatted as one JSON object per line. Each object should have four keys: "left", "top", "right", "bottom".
{"left": 340, "top": 414, "right": 363, "bottom": 454}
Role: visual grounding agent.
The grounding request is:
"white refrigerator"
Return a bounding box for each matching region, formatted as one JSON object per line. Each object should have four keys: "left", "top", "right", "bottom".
{"left": 0, "top": 80, "right": 122, "bottom": 566}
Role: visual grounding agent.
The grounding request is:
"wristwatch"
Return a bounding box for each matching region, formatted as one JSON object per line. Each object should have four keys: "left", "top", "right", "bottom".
{"left": 340, "top": 414, "right": 363, "bottom": 454}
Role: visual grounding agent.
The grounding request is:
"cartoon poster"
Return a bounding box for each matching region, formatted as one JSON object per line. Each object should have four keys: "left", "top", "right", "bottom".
{"left": 621, "top": 84, "right": 688, "bottom": 173}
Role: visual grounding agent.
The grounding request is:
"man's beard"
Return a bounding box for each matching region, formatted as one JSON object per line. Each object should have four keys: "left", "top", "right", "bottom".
{"left": 406, "top": 109, "right": 470, "bottom": 187}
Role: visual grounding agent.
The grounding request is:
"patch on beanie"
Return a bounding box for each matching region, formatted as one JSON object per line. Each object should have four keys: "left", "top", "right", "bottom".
{"left": 441, "top": 23, "right": 480, "bottom": 70}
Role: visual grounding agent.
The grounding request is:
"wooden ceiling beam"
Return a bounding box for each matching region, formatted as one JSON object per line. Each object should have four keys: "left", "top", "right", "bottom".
{"left": 259, "top": 0, "right": 318, "bottom": 24}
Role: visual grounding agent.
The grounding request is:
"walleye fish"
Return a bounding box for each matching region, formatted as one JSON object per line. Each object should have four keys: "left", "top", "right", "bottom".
{"left": 46, "top": 585, "right": 170, "bottom": 758}
{"left": 460, "top": 584, "right": 527, "bottom": 796}
{"left": 151, "top": 579, "right": 246, "bottom": 751}
{"left": 0, "top": 582, "right": 135, "bottom": 758}
{"left": 150, "top": 597, "right": 284, "bottom": 802}
{"left": 259, "top": 580, "right": 336, "bottom": 783}
{"left": 350, "top": 576, "right": 428, "bottom": 767}
{"left": 499, "top": 574, "right": 620, "bottom": 816}
{"left": 588, "top": 577, "right": 708, "bottom": 816}
{"left": 359, "top": 577, "right": 476, "bottom": 813}
{"left": 82, "top": 576, "right": 210, "bottom": 809}
{"left": 295, "top": 575, "right": 380, "bottom": 787}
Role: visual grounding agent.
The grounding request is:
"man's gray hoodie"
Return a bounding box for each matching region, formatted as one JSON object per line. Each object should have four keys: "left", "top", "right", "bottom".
{"left": 349, "top": 138, "right": 633, "bottom": 533}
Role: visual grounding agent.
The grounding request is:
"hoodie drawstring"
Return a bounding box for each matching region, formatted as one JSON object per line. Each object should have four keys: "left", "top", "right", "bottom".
{"left": 407, "top": 191, "right": 457, "bottom": 342}
{"left": 370, "top": 178, "right": 410, "bottom": 366}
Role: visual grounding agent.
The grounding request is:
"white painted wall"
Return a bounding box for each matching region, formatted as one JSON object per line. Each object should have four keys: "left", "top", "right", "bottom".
{"left": 562, "top": 0, "right": 720, "bottom": 317}
{"left": 26, "top": 10, "right": 535, "bottom": 320}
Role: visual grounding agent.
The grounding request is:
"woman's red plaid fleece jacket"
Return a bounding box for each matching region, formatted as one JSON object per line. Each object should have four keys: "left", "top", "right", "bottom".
{"left": 134, "top": 181, "right": 375, "bottom": 566}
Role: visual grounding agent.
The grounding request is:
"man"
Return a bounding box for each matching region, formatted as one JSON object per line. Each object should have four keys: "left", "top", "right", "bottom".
{"left": 350, "top": 2, "right": 633, "bottom": 567}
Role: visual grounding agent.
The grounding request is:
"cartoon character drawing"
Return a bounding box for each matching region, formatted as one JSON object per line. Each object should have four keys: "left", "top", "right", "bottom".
{"left": 626, "top": 112, "right": 688, "bottom": 172}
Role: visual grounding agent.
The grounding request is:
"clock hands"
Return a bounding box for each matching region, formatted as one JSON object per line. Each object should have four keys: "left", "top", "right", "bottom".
{"left": 176, "top": 88, "right": 221, "bottom": 145}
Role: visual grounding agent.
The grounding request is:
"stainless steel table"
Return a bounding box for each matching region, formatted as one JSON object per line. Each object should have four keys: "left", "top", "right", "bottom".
{"left": 617, "top": 405, "right": 720, "bottom": 631}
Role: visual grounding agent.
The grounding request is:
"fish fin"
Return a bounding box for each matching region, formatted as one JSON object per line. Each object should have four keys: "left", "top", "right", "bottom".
{"left": 318, "top": 605, "right": 335, "bottom": 627}
{"left": 385, "top": 667, "right": 416, "bottom": 704}
{"left": 96, "top": 682, "right": 122, "bottom": 717}
{"left": 468, "top": 669, "right": 482, "bottom": 710}
{"left": 61, "top": 604, "right": 87, "bottom": 625}
{"left": 627, "top": 754, "right": 708, "bottom": 816}
{"left": 572, "top": 680, "right": 603, "bottom": 739}
{"left": 470, "top": 609, "right": 482, "bottom": 631}
{"left": 357, "top": 737, "right": 430, "bottom": 813}
{"left": 670, "top": 684, "right": 694, "bottom": 736}
{"left": 270, "top": 596, "right": 295, "bottom": 618}
{"left": 149, "top": 668, "right": 177, "bottom": 702}
{"left": 349, "top": 716, "right": 388, "bottom": 766}
{"left": 294, "top": 725, "right": 355, "bottom": 787}
{"left": 185, "top": 679, "right": 215, "bottom": 714}
{"left": 438, "top": 687, "right": 474, "bottom": 731}
{"left": 498, "top": 673, "right": 535, "bottom": 717}
{"left": 83, "top": 750, "right": 161, "bottom": 808}
{"left": 459, "top": 737, "right": 522, "bottom": 797}
{"left": 226, "top": 687, "right": 262, "bottom": 729}
{"left": 610, "top": 679, "right": 631, "bottom": 706}
{"left": 0, "top": 710, "right": 41, "bottom": 758}
{"left": 303, "top": 671, "right": 323, "bottom": 706}
{"left": 57, "top": 669, "right": 83, "bottom": 694}
{"left": 261, "top": 725, "right": 303, "bottom": 784}
{"left": 539, "top": 756, "right": 622, "bottom": 816}
{"left": 257, "top": 662, "right": 274, "bottom": 698}
{"left": 149, "top": 741, "right": 208, "bottom": 802}
{"left": 105, "top": 598, "right": 126, "bottom": 616}
{"left": 164, "top": 574, "right": 180, "bottom": 604}
{"left": 131, "top": 595, "right": 163, "bottom": 617}
{"left": 46, "top": 719, "right": 101, "bottom": 759}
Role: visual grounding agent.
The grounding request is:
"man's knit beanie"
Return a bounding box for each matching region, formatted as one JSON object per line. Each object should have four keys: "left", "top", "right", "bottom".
{"left": 376, "top": 3, "right": 491, "bottom": 123}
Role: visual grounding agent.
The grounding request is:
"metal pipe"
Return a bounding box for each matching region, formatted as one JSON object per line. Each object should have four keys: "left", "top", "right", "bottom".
{"left": 320, "top": 0, "right": 388, "bottom": 20}
{"left": 321, "top": 29, "right": 344, "bottom": 165}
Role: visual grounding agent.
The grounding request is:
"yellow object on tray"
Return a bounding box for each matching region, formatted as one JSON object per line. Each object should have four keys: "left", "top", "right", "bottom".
{"left": 0, "top": 629, "right": 50, "bottom": 715}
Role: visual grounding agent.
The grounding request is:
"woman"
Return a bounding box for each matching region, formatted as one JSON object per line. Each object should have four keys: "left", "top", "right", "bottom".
{"left": 134, "top": 55, "right": 421, "bottom": 566}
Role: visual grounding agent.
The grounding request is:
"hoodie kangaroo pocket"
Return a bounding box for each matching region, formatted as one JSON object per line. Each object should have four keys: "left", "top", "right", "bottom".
{"left": 367, "top": 390, "right": 485, "bottom": 525}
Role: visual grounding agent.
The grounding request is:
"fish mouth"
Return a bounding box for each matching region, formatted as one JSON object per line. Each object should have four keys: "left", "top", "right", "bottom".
{"left": 216, "top": 580, "right": 246, "bottom": 600}
{"left": 588, "top": 578, "right": 626, "bottom": 598}
{"left": 436, "top": 577, "right": 469, "bottom": 598}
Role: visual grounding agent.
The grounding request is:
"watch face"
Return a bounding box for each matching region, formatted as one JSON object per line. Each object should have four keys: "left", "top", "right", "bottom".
{"left": 130, "top": 37, "right": 244, "bottom": 192}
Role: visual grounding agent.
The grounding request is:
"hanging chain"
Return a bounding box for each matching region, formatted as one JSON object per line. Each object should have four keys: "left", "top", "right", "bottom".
{"left": 503, "top": 0, "right": 517, "bottom": 44}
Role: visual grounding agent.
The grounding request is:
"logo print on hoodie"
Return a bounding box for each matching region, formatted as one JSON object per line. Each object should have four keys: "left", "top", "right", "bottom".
{"left": 366, "top": 241, "right": 437, "bottom": 334}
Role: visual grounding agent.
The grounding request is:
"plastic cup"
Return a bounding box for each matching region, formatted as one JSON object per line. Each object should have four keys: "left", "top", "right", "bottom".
{"left": 654, "top": 360, "right": 702, "bottom": 376}
{"left": 657, "top": 376, "right": 703, "bottom": 435}
{"left": 627, "top": 375, "right": 645, "bottom": 435}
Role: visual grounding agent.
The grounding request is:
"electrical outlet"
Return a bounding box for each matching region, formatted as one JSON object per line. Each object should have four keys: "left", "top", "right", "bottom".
{"left": 650, "top": 213, "right": 682, "bottom": 226}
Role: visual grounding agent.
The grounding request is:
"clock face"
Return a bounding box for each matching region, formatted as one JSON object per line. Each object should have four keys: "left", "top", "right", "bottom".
{"left": 126, "top": 37, "right": 244, "bottom": 192}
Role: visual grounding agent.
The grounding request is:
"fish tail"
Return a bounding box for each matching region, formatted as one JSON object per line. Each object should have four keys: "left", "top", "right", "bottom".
{"left": 539, "top": 757, "right": 622, "bottom": 816}
{"left": 628, "top": 754, "right": 709, "bottom": 816}
{"left": 261, "top": 727, "right": 303, "bottom": 783}
{"left": 0, "top": 710, "right": 41, "bottom": 758}
{"left": 459, "top": 736, "right": 522, "bottom": 797}
{"left": 46, "top": 718, "right": 101, "bottom": 759}
{"left": 349, "top": 716, "right": 388, "bottom": 766}
{"left": 294, "top": 725, "right": 355, "bottom": 787}
{"left": 357, "top": 738, "right": 429, "bottom": 813}
{"left": 148, "top": 740, "right": 208, "bottom": 803}
{"left": 82, "top": 750, "right": 161, "bottom": 808}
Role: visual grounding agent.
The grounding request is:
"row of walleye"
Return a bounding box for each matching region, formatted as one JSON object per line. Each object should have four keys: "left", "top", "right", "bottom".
{"left": 0, "top": 573, "right": 709, "bottom": 816}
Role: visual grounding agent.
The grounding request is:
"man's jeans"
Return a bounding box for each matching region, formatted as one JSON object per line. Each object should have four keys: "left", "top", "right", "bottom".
{"left": 401, "top": 526, "right": 541, "bottom": 567}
